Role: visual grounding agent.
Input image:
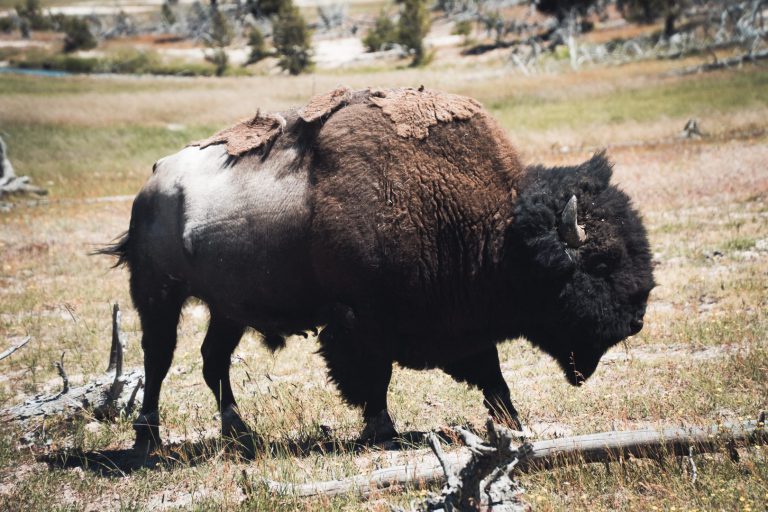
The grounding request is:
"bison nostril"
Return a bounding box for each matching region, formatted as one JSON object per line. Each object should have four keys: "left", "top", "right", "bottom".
{"left": 629, "top": 318, "right": 644, "bottom": 335}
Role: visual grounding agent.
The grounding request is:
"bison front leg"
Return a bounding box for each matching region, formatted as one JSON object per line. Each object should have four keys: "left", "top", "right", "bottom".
{"left": 201, "top": 314, "right": 258, "bottom": 458}
{"left": 318, "top": 323, "right": 397, "bottom": 444}
{"left": 441, "top": 346, "right": 523, "bottom": 430}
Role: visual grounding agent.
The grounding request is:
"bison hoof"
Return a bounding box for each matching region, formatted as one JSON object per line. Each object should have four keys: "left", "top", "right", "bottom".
{"left": 133, "top": 410, "right": 161, "bottom": 454}
{"left": 358, "top": 409, "right": 397, "bottom": 445}
{"left": 221, "top": 406, "right": 260, "bottom": 459}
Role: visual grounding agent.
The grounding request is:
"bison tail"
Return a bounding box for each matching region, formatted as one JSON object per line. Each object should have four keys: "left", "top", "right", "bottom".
{"left": 92, "top": 231, "right": 131, "bottom": 268}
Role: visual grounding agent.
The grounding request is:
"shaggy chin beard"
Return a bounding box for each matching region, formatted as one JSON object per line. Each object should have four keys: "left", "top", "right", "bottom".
{"left": 557, "top": 349, "right": 603, "bottom": 387}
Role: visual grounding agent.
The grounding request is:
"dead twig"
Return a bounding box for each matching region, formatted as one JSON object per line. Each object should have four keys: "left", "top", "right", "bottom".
{"left": 0, "top": 336, "right": 31, "bottom": 361}
{"left": 107, "top": 303, "right": 124, "bottom": 374}
{"left": 54, "top": 352, "right": 69, "bottom": 395}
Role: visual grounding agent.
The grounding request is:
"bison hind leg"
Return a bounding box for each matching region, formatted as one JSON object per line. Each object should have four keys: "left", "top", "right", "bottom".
{"left": 130, "top": 272, "right": 187, "bottom": 455}
{"left": 201, "top": 314, "right": 260, "bottom": 458}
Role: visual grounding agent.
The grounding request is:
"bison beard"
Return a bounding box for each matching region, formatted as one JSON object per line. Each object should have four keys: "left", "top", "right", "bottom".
{"left": 99, "top": 88, "right": 654, "bottom": 454}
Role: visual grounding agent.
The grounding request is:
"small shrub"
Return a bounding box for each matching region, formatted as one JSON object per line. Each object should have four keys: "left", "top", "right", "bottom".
{"left": 201, "top": 1, "right": 232, "bottom": 76}
{"left": 19, "top": 53, "right": 100, "bottom": 73}
{"left": 209, "top": 3, "right": 232, "bottom": 47}
{"left": 205, "top": 48, "right": 228, "bottom": 76}
{"left": 161, "top": 1, "right": 176, "bottom": 26}
{"left": 272, "top": 2, "right": 313, "bottom": 75}
{"left": 0, "top": 15, "right": 16, "bottom": 33}
{"left": 362, "top": 11, "right": 398, "bottom": 52}
{"left": 451, "top": 19, "right": 472, "bottom": 37}
{"left": 15, "top": 0, "right": 53, "bottom": 31}
{"left": 396, "top": 0, "right": 430, "bottom": 66}
{"left": 246, "top": 0, "right": 290, "bottom": 18}
{"left": 62, "top": 17, "right": 96, "bottom": 53}
{"left": 11, "top": 48, "right": 220, "bottom": 76}
{"left": 245, "top": 26, "right": 271, "bottom": 65}
{"left": 103, "top": 48, "right": 161, "bottom": 73}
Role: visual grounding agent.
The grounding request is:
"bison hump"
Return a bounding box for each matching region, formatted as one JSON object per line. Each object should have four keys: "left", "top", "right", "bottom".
{"left": 188, "top": 111, "right": 286, "bottom": 157}
{"left": 369, "top": 87, "right": 483, "bottom": 139}
{"left": 298, "top": 86, "right": 352, "bottom": 123}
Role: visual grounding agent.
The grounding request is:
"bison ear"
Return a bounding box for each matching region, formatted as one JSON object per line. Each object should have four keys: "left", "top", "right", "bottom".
{"left": 576, "top": 151, "right": 613, "bottom": 192}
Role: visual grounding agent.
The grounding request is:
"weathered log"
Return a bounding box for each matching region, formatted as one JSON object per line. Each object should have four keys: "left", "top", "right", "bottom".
{"left": 0, "top": 135, "right": 47, "bottom": 197}
{"left": 1, "top": 304, "right": 144, "bottom": 425}
{"left": 263, "top": 416, "right": 766, "bottom": 499}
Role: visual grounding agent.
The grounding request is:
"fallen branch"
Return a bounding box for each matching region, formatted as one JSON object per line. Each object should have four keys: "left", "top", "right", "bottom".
{"left": 263, "top": 415, "right": 766, "bottom": 499}
{"left": 0, "top": 175, "right": 48, "bottom": 196}
{"left": 669, "top": 48, "right": 768, "bottom": 76}
{"left": 0, "top": 336, "right": 31, "bottom": 361}
{"left": 2, "top": 303, "right": 144, "bottom": 426}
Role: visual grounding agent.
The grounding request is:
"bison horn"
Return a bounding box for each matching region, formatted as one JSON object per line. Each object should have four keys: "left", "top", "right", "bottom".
{"left": 559, "top": 195, "right": 586, "bottom": 248}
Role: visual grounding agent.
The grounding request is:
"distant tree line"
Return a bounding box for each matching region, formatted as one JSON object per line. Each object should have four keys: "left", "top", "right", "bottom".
{"left": 535, "top": 0, "right": 690, "bottom": 38}
{"left": 1, "top": 0, "right": 314, "bottom": 75}
{"left": 0, "top": 0, "right": 97, "bottom": 52}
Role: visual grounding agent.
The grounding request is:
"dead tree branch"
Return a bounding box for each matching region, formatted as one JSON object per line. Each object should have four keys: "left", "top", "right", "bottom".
{"left": 0, "top": 135, "right": 46, "bottom": 198}
{"left": 416, "top": 420, "right": 530, "bottom": 511}
{"left": 0, "top": 336, "right": 31, "bottom": 361}
{"left": 2, "top": 303, "right": 144, "bottom": 427}
{"left": 53, "top": 352, "right": 69, "bottom": 395}
{"left": 262, "top": 416, "right": 767, "bottom": 499}
{"left": 107, "top": 303, "right": 124, "bottom": 373}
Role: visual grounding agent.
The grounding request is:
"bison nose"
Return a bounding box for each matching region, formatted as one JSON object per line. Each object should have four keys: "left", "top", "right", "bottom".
{"left": 629, "top": 318, "right": 644, "bottom": 335}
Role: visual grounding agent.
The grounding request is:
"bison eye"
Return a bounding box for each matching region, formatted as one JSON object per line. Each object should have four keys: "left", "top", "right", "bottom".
{"left": 586, "top": 257, "right": 612, "bottom": 276}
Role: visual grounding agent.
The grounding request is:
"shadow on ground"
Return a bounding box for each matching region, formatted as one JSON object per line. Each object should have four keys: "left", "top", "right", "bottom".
{"left": 38, "top": 430, "right": 459, "bottom": 477}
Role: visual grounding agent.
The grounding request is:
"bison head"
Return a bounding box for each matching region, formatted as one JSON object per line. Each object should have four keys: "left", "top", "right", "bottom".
{"left": 510, "top": 152, "right": 654, "bottom": 386}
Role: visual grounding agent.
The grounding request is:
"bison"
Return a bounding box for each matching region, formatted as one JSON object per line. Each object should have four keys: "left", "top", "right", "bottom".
{"left": 100, "top": 87, "right": 654, "bottom": 455}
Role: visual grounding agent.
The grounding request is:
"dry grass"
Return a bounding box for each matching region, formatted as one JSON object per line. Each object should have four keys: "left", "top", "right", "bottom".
{"left": 0, "top": 59, "right": 766, "bottom": 511}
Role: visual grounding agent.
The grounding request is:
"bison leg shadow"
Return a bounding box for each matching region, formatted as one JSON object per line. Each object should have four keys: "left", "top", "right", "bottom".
{"left": 38, "top": 428, "right": 459, "bottom": 477}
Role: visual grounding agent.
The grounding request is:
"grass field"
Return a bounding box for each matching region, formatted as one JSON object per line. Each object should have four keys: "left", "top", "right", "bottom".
{"left": 0, "top": 60, "right": 767, "bottom": 511}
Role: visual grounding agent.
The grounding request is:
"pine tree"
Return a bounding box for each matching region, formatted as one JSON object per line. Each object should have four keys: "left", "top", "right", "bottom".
{"left": 272, "top": 1, "right": 312, "bottom": 75}
{"left": 205, "top": 0, "right": 232, "bottom": 76}
{"left": 62, "top": 17, "right": 97, "bottom": 53}
{"left": 245, "top": 26, "right": 270, "bottom": 64}
{"left": 363, "top": 11, "right": 398, "bottom": 52}
{"left": 396, "top": 0, "right": 430, "bottom": 66}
